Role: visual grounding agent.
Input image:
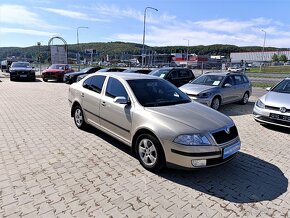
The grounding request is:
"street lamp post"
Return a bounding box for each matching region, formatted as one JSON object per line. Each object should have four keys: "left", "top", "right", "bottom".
{"left": 77, "top": 26, "right": 88, "bottom": 71}
{"left": 183, "top": 39, "right": 190, "bottom": 67}
{"left": 142, "top": 7, "right": 158, "bottom": 68}
{"left": 260, "top": 29, "right": 267, "bottom": 72}
{"left": 37, "top": 42, "right": 41, "bottom": 76}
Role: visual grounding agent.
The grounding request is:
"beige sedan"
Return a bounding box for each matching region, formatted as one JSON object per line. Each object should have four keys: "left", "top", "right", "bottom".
{"left": 68, "top": 72, "right": 241, "bottom": 171}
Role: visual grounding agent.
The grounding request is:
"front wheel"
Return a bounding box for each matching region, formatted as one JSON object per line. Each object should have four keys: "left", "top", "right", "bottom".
{"left": 211, "top": 97, "right": 220, "bottom": 110}
{"left": 240, "top": 92, "right": 249, "bottom": 105}
{"left": 43, "top": 78, "right": 48, "bottom": 82}
{"left": 73, "top": 105, "right": 87, "bottom": 130}
{"left": 136, "top": 134, "right": 165, "bottom": 172}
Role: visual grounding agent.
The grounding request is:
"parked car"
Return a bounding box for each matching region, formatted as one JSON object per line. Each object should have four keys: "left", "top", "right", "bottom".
{"left": 253, "top": 77, "right": 290, "bottom": 128}
{"left": 76, "top": 68, "right": 126, "bottom": 82}
{"left": 42, "top": 64, "right": 73, "bottom": 82}
{"left": 122, "top": 68, "right": 152, "bottom": 74}
{"left": 149, "top": 67, "right": 195, "bottom": 87}
{"left": 63, "top": 67, "right": 102, "bottom": 84}
{"left": 179, "top": 72, "right": 252, "bottom": 110}
{"left": 9, "top": 61, "right": 35, "bottom": 81}
{"left": 228, "top": 65, "right": 243, "bottom": 73}
{"left": 69, "top": 72, "right": 241, "bottom": 171}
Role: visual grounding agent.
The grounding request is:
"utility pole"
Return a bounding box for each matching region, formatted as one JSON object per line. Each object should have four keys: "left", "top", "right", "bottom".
{"left": 77, "top": 26, "right": 88, "bottom": 71}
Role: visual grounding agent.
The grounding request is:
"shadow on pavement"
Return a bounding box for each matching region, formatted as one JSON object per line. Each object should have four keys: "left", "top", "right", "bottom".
{"left": 158, "top": 152, "right": 288, "bottom": 203}
{"left": 219, "top": 101, "right": 255, "bottom": 116}
{"left": 82, "top": 126, "right": 287, "bottom": 204}
{"left": 259, "top": 123, "right": 290, "bottom": 134}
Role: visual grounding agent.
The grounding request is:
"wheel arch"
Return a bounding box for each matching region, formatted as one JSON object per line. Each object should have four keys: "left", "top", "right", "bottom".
{"left": 71, "top": 101, "right": 81, "bottom": 117}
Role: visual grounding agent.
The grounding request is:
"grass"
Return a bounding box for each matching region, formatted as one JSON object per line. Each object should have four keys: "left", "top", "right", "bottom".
{"left": 249, "top": 66, "right": 290, "bottom": 74}
{"left": 252, "top": 82, "right": 275, "bottom": 88}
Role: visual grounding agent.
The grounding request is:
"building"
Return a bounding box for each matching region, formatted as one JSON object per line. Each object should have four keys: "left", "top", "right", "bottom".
{"left": 230, "top": 50, "right": 290, "bottom": 63}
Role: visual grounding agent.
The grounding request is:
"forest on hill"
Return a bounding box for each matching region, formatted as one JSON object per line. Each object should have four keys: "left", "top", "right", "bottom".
{"left": 0, "top": 41, "right": 279, "bottom": 63}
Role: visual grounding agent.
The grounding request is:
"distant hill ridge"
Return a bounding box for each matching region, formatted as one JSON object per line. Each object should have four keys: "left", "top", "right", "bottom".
{"left": 0, "top": 41, "right": 280, "bottom": 62}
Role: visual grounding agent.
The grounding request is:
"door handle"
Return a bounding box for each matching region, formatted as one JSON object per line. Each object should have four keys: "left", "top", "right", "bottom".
{"left": 81, "top": 93, "right": 84, "bottom": 97}
{"left": 101, "top": 101, "right": 106, "bottom": 106}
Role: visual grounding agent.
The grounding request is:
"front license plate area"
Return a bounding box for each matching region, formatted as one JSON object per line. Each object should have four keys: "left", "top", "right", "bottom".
{"left": 223, "top": 142, "right": 240, "bottom": 159}
{"left": 269, "top": 113, "right": 290, "bottom": 122}
{"left": 20, "top": 75, "right": 27, "bottom": 77}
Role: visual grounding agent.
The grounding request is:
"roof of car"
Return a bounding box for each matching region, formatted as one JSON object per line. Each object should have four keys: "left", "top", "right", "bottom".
{"left": 202, "top": 71, "right": 247, "bottom": 76}
{"left": 89, "top": 72, "right": 161, "bottom": 80}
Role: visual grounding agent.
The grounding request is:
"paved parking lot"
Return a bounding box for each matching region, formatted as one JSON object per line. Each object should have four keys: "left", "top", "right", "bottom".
{"left": 0, "top": 77, "right": 289, "bottom": 218}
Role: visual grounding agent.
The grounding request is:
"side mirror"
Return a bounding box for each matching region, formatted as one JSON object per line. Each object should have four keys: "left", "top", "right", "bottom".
{"left": 224, "top": 83, "right": 232, "bottom": 88}
{"left": 113, "top": 96, "right": 130, "bottom": 105}
{"left": 266, "top": 87, "right": 271, "bottom": 91}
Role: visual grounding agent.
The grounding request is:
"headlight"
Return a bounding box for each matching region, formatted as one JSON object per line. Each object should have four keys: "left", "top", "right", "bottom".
{"left": 256, "top": 99, "right": 265, "bottom": 108}
{"left": 197, "top": 92, "right": 211, "bottom": 98}
{"left": 174, "top": 134, "right": 210, "bottom": 145}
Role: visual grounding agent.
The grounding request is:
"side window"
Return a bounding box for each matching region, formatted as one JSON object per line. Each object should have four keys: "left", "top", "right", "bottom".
{"left": 242, "top": 75, "right": 249, "bottom": 83}
{"left": 105, "top": 77, "right": 128, "bottom": 99}
{"left": 83, "top": 77, "right": 93, "bottom": 89}
{"left": 179, "top": 69, "right": 192, "bottom": 78}
{"left": 170, "top": 70, "right": 178, "bottom": 79}
{"left": 223, "top": 76, "right": 234, "bottom": 86}
{"left": 90, "top": 76, "right": 106, "bottom": 93}
{"left": 233, "top": 75, "right": 243, "bottom": 85}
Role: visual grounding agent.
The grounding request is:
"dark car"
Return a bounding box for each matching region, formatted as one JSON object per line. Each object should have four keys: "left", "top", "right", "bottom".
{"left": 76, "top": 68, "right": 126, "bottom": 82}
{"left": 63, "top": 67, "right": 101, "bottom": 84}
{"left": 149, "top": 67, "right": 195, "bottom": 87}
{"left": 9, "top": 62, "right": 35, "bottom": 81}
{"left": 42, "top": 64, "right": 74, "bottom": 82}
{"left": 122, "top": 68, "right": 152, "bottom": 74}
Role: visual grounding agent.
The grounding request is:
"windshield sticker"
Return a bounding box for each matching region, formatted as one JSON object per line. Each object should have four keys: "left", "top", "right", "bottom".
{"left": 213, "top": 81, "right": 220, "bottom": 86}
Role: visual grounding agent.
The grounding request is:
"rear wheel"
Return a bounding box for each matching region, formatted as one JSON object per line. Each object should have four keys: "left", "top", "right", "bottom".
{"left": 211, "top": 97, "right": 221, "bottom": 110}
{"left": 73, "top": 105, "right": 87, "bottom": 130}
{"left": 43, "top": 78, "right": 48, "bottom": 82}
{"left": 136, "top": 134, "right": 165, "bottom": 172}
{"left": 240, "top": 92, "right": 249, "bottom": 105}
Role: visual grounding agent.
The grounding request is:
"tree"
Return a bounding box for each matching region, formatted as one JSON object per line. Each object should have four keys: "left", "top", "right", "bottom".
{"left": 279, "top": 54, "right": 288, "bottom": 62}
{"left": 272, "top": 53, "right": 279, "bottom": 62}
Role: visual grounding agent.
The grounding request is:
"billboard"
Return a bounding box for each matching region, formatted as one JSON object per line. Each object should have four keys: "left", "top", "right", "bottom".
{"left": 50, "top": 45, "right": 67, "bottom": 64}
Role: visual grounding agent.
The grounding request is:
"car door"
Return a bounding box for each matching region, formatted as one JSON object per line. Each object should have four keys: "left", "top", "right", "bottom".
{"left": 99, "top": 77, "right": 133, "bottom": 144}
{"left": 220, "top": 75, "right": 238, "bottom": 104}
{"left": 166, "top": 70, "right": 179, "bottom": 86}
{"left": 232, "top": 75, "right": 247, "bottom": 100}
{"left": 178, "top": 69, "right": 195, "bottom": 86}
{"left": 81, "top": 75, "right": 106, "bottom": 127}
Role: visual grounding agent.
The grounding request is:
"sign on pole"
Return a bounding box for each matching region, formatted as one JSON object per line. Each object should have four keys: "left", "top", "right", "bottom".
{"left": 50, "top": 45, "right": 67, "bottom": 64}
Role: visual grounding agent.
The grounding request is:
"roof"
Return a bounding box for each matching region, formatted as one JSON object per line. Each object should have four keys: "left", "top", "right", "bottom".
{"left": 90, "top": 72, "right": 160, "bottom": 80}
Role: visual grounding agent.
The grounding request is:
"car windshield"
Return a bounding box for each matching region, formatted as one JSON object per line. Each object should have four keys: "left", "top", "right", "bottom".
{"left": 149, "top": 68, "right": 171, "bottom": 78}
{"left": 271, "top": 79, "right": 290, "bottom": 93}
{"left": 127, "top": 79, "right": 191, "bottom": 107}
{"left": 49, "top": 64, "right": 65, "bottom": 70}
{"left": 12, "top": 62, "right": 30, "bottom": 68}
{"left": 191, "top": 74, "right": 225, "bottom": 86}
{"left": 80, "top": 68, "right": 91, "bottom": 73}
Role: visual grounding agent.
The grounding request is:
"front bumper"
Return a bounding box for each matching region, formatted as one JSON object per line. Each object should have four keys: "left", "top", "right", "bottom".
{"left": 10, "top": 72, "right": 35, "bottom": 80}
{"left": 253, "top": 105, "right": 290, "bottom": 128}
{"left": 188, "top": 96, "right": 212, "bottom": 106}
{"left": 163, "top": 138, "right": 241, "bottom": 169}
{"left": 42, "top": 73, "right": 64, "bottom": 80}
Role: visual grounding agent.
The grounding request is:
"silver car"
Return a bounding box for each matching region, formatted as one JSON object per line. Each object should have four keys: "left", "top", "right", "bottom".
{"left": 253, "top": 77, "right": 290, "bottom": 128}
{"left": 179, "top": 72, "right": 252, "bottom": 110}
{"left": 68, "top": 72, "right": 241, "bottom": 171}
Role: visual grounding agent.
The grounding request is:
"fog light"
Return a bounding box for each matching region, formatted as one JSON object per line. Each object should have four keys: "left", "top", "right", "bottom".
{"left": 191, "top": 160, "right": 207, "bottom": 167}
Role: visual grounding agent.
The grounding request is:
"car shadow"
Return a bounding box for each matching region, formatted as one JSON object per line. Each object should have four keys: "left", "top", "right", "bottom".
{"left": 10, "top": 79, "right": 42, "bottom": 82}
{"left": 219, "top": 101, "right": 255, "bottom": 116}
{"left": 81, "top": 126, "right": 287, "bottom": 204}
{"left": 259, "top": 123, "right": 290, "bottom": 134}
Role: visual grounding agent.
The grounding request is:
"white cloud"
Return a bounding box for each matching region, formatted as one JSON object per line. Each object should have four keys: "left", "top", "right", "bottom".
{"left": 0, "top": 27, "right": 56, "bottom": 36}
{"left": 39, "top": 7, "right": 110, "bottom": 22}
{"left": 0, "top": 4, "right": 65, "bottom": 29}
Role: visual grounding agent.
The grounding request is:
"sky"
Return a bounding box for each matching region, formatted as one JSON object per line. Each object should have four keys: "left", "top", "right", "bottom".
{"left": 0, "top": 0, "right": 290, "bottom": 48}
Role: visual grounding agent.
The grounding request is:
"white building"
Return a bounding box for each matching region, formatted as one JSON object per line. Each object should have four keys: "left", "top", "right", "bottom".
{"left": 230, "top": 50, "right": 290, "bottom": 63}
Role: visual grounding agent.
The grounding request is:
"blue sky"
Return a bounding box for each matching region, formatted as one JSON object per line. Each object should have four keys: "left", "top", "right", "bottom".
{"left": 0, "top": 0, "right": 290, "bottom": 48}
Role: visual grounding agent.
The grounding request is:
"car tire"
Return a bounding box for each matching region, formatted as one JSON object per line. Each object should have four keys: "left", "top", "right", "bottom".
{"left": 211, "top": 97, "right": 220, "bottom": 110}
{"left": 240, "top": 92, "right": 249, "bottom": 105}
{"left": 136, "top": 134, "right": 165, "bottom": 172}
{"left": 73, "top": 105, "right": 87, "bottom": 130}
{"left": 43, "top": 78, "right": 48, "bottom": 82}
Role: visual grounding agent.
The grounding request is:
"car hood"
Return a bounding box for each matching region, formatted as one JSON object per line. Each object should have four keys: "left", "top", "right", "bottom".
{"left": 66, "top": 71, "right": 84, "bottom": 76}
{"left": 10, "top": 67, "right": 32, "bottom": 71}
{"left": 43, "top": 69, "right": 65, "bottom": 73}
{"left": 145, "top": 102, "right": 233, "bottom": 133}
{"left": 261, "top": 91, "right": 290, "bottom": 108}
{"left": 179, "top": 83, "right": 216, "bottom": 95}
